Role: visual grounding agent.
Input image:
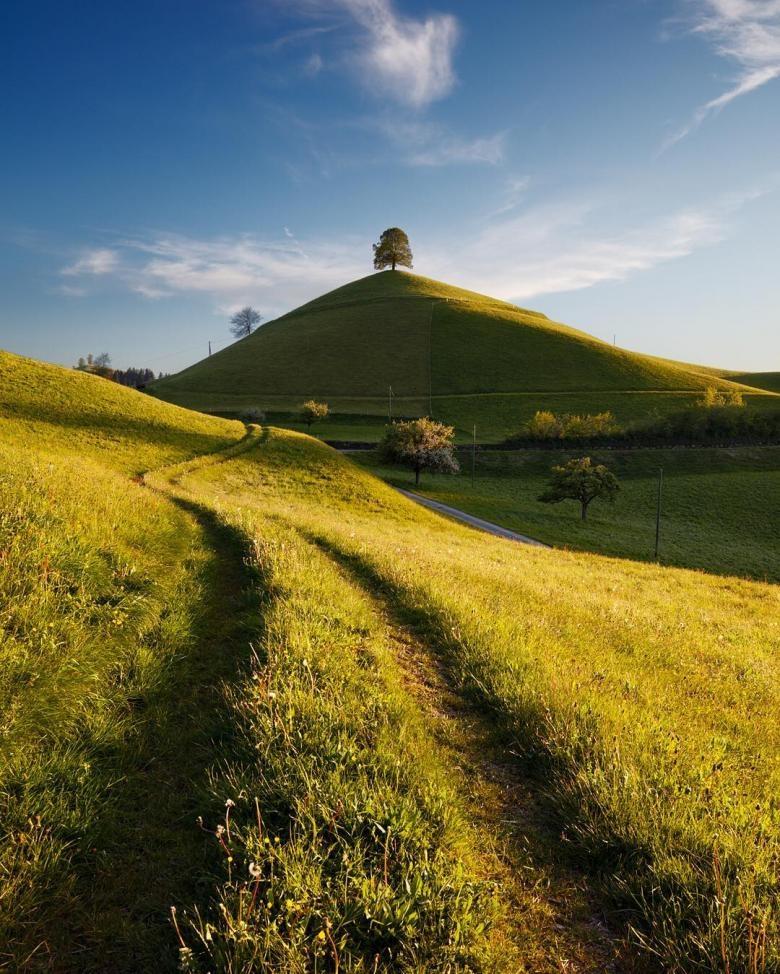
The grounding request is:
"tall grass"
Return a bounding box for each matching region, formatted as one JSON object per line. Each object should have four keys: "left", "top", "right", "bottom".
{"left": 3, "top": 338, "right": 778, "bottom": 972}
{"left": 180, "top": 429, "right": 779, "bottom": 971}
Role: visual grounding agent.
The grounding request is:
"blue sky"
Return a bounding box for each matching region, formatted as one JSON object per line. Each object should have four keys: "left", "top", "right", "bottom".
{"left": 1, "top": 0, "right": 778, "bottom": 373}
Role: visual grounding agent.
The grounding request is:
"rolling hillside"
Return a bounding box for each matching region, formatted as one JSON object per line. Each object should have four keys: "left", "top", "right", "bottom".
{"left": 2, "top": 349, "right": 779, "bottom": 971}
{"left": 150, "top": 271, "right": 776, "bottom": 439}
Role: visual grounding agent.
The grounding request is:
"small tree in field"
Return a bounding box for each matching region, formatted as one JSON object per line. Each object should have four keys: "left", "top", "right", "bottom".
{"left": 230, "top": 306, "right": 262, "bottom": 339}
{"left": 301, "top": 400, "right": 329, "bottom": 431}
{"left": 373, "top": 228, "right": 413, "bottom": 272}
{"left": 538, "top": 456, "right": 619, "bottom": 521}
{"left": 380, "top": 418, "right": 459, "bottom": 486}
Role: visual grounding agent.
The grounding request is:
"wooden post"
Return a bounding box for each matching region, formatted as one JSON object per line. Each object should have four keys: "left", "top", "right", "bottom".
{"left": 654, "top": 468, "right": 664, "bottom": 561}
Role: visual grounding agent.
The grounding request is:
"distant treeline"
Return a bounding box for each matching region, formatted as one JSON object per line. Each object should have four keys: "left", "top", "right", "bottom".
{"left": 502, "top": 400, "right": 780, "bottom": 448}
{"left": 75, "top": 354, "right": 167, "bottom": 387}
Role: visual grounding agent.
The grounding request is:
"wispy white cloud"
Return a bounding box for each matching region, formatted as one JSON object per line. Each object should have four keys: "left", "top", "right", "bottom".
{"left": 487, "top": 175, "right": 531, "bottom": 218}
{"left": 303, "top": 52, "right": 324, "bottom": 76}
{"left": 61, "top": 248, "right": 119, "bottom": 276}
{"left": 262, "top": 24, "right": 339, "bottom": 54}
{"left": 378, "top": 119, "right": 506, "bottom": 166}
{"left": 57, "top": 283, "right": 89, "bottom": 298}
{"left": 61, "top": 232, "right": 367, "bottom": 316}
{"left": 59, "top": 188, "right": 763, "bottom": 317}
{"left": 664, "top": 0, "right": 780, "bottom": 148}
{"left": 286, "top": 0, "right": 459, "bottom": 107}
{"left": 422, "top": 189, "right": 766, "bottom": 302}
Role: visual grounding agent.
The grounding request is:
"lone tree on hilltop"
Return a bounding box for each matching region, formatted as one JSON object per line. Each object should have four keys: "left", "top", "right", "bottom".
{"left": 230, "top": 306, "right": 262, "bottom": 340}
{"left": 380, "top": 417, "right": 459, "bottom": 486}
{"left": 538, "top": 456, "right": 619, "bottom": 521}
{"left": 373, "top": 228, "right": 413, "bottom": 272}
{"left": 301, "top": 399, "right": 329, "bottom": 431}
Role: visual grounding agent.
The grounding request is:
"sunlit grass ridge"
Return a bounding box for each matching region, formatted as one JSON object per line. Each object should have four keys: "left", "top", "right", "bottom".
{"left": 175, "top": 429, "right": 779, "bottom": 971}
{"left": 2, "top": 344, "right": 778, "bottom": 970}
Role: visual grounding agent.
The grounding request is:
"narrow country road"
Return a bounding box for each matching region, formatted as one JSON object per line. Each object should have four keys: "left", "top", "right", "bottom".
{"left": 394, "top": 488, "right": 550, "bottom": 547}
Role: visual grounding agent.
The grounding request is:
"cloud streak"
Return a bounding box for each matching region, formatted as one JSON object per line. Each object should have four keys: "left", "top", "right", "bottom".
{"left": 287, "top": 0, "right": 459, "bottom": 107}
{"left": 59, "top": 188, "right": 760, "bottom": 318}
{"left": 665, "top": 0, "right": 780, "bottom": 148}
{"left": 61, "top": 248, "right": 119, "bottom": 276}
{"left": 425, "top": 203, "right": 727, "bottom": 301}
{"left": 378, "top": 119, "right": 506, "bottom": 166}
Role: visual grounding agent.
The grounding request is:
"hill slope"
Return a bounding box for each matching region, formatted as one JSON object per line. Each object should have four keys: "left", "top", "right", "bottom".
{"left": 2, "top": 349, "right": 779, "bottom": 970}
{"left": 0, "top": 349, "right": 243, "bottom": 471}
{"left": 150, "top": 271, "right": 775, "bottom": 438}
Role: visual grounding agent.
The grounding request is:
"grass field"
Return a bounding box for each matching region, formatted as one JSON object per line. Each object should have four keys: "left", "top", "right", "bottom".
{"left": 355, "top": 446, "right": 780, "bottom": 582}
{"left": 150, "top": 271, "right": 778, "bottom": 441}
{"left": 170, "top": 431, "right": 780, "bottom": 972}
{"left": 173, "top": 390, "right": 779, "bottom": 445}
{"left": 2, "top": 349, "right": 779, "bottom": 972}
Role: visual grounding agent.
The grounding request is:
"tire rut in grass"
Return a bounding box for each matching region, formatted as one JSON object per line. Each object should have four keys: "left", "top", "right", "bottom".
{"left": 309, "top": 537, "right": 655, "bottom": 974}
{"left": 47, "top": 500, "right": 263, "bottom": 973}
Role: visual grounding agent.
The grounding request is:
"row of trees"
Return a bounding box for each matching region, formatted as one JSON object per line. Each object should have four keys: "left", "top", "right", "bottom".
{"left": 525, "top": 410, "right": 619, "bottom": 440}
{"left": 74, "top": 354, "right": 166, "bottom": 386}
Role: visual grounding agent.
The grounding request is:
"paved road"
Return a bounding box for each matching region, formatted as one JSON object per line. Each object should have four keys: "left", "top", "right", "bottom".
{"left": 395, "top": 488, "right": 550, "bottom": 548}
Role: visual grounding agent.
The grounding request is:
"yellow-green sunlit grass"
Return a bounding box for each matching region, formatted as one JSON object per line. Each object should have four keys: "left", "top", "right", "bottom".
{"left": 176, "top": 429, "right": 779, "bottom": 972}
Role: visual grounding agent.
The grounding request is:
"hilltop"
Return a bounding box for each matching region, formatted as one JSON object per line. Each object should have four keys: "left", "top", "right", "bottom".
{"left": 150, "top": 270, "right": 775, "bottom": 440}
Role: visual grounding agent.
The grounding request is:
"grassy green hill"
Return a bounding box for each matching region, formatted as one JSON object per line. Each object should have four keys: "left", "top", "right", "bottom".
{"left": 3, "top": 349, "right": 780, "bottom": 971}
{"left": 151, "top": 271, "right": 776, "bottom": 440}
{"left": 726, "top": 371, "right": 780, "bottom": 393}
{"left": 0, "top": 349, "right": 244, "bottom": 471}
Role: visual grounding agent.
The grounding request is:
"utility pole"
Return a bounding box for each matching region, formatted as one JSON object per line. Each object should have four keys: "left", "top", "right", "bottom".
{"left": 208, "top": 341, "right": 212, "bottom": 356}
{"left": 388, "top": 385, "right": 393, "bottom": 422}
{"left": 427, "top": 298, "right": 448, "bottom": 417}
{"left": 471, "top": 424, "right": 477, "bottom": 488}
{"left": 654, "top": 468, "right": 664, "bottom": 561}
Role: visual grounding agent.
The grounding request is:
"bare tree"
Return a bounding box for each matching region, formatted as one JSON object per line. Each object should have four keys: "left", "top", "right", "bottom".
{"left": 230, "top": 307, "right": 262, "bottom": 339}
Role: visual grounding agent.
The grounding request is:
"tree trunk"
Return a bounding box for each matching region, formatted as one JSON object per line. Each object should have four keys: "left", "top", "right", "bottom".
{"left": 392, "top": 257, "right": 396, "bottom": 271}
{"left": 581, "top": 500, "right": 588, "bottom": 520}
{"left": 415, "top": 465, "right": 420, "bottom": 486}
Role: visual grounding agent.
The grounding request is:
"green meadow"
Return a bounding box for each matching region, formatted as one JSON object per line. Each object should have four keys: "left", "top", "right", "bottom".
{"left": 357, "top": 445, "right": 780, "bottom": 582}
{"left": 1, "top": 348, "right": 779, "bottom": 972}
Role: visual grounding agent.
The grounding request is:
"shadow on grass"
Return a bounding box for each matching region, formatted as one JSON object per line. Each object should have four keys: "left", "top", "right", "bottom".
{"left": 32, "top": 499, "right": 268, "bottom": 974}
{"left": 303, "top": 530, "right": 660, "bottom": 974}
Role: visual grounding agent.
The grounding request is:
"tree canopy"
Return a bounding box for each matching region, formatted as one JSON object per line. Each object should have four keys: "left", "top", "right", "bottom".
{"left": 373, "top": 228, "right": 413, "bottom": 272}
{"left": 300, "top": 400, "right": 329, "bottom": 430}
{"left": 380, "top": 417, "right": 459, "bottom": 486}
{"left": 230, "top": 307, "right": 262, "bottom": 340}
{"left": 538, "top": 456, "right": 619, "bottom": 520}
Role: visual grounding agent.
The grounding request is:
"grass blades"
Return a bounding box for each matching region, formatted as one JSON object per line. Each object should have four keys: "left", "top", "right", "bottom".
{"left": 187, "top": 429, "right": 778, "bottom": 971}
{"left": 3, "top": 335, "right": 778, "bottom": 973}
